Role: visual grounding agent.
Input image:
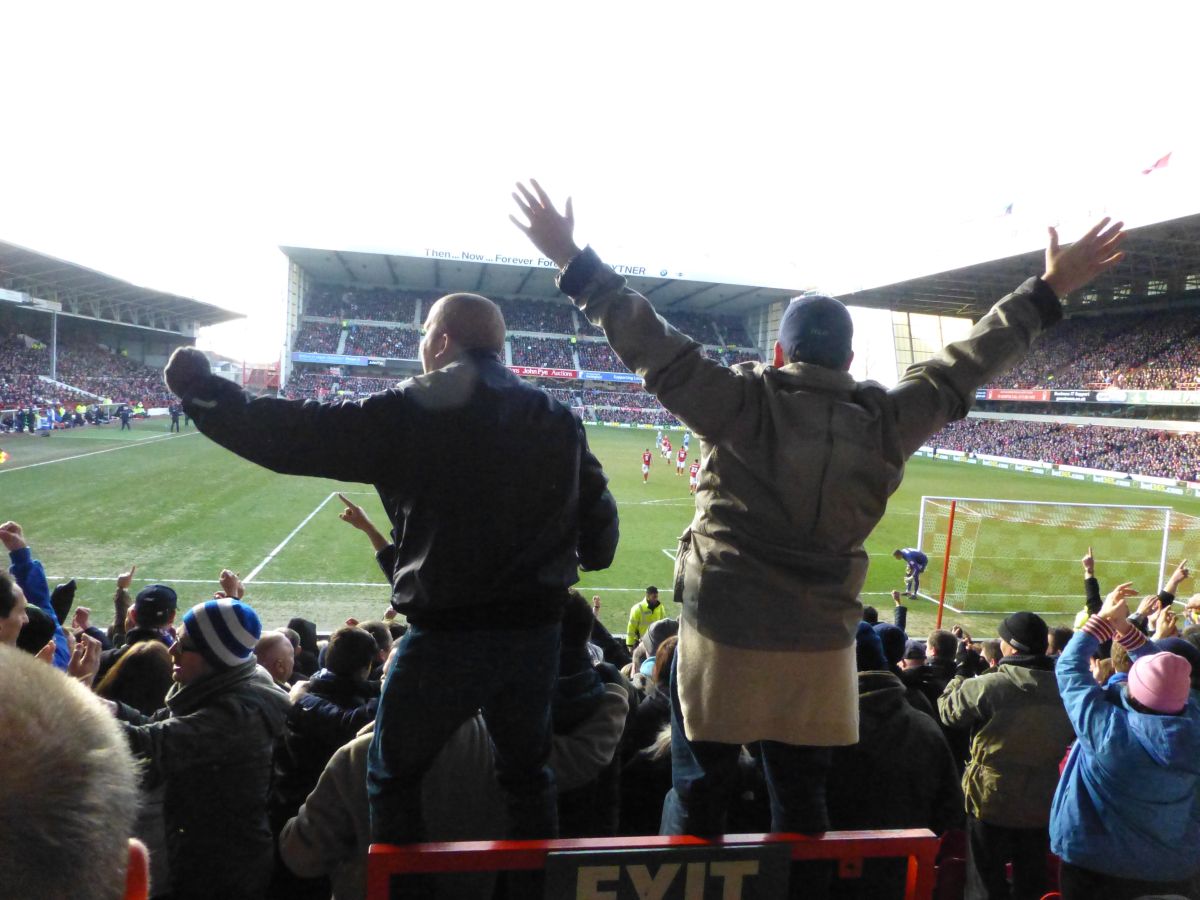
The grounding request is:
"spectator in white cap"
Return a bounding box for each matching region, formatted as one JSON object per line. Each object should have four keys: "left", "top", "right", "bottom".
{"left": 105, "top": 599, "right": 291, "bottom": 900}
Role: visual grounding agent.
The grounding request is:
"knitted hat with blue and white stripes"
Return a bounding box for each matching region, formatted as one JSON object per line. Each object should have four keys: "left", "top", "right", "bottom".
{"left": 182, "top": 599, "right": 262, "bottom": 669}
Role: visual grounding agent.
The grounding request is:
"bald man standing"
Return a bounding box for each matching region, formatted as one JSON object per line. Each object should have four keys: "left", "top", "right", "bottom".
{"left": 164, "top": 292, "right": 618, "bottom": 845}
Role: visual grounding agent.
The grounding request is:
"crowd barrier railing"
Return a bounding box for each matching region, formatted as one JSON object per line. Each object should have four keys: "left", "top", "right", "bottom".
{"left": 367, "top": 828, "right": 939, "bottom": 899}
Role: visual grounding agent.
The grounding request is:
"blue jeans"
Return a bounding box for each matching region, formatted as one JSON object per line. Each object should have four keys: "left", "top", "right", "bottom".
{"left": 660, "top": 651, "right": 832, "bottom": 837}
{"left": 367, "top": 622, "right": 561, "bottom": 844}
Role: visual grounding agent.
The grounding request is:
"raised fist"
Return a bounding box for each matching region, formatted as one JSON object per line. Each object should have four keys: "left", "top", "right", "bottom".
{"left": 164, "top": 347, "right": 213, "bottom": 399}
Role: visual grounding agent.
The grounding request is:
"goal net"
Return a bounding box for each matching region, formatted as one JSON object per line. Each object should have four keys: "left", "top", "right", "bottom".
{"left": 916, "top": 496, "right": 1200, "bottom": 616}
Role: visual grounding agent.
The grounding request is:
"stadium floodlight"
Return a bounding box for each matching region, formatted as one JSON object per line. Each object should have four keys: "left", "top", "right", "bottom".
{"left": 916, "top": 496, "right": 1200, "bottom": 626}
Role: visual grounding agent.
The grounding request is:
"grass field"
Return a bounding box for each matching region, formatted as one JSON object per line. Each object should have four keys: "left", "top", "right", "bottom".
{"left": 5, "top": 418, "right": 1200, "bottom": 640}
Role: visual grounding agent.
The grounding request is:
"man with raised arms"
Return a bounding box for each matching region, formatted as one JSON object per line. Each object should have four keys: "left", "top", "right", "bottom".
{"left": 163, "top": 290, "right": 618, "bottom": 847}
{"left": 511, "top": 179, "right": 1124, "bottom": 843}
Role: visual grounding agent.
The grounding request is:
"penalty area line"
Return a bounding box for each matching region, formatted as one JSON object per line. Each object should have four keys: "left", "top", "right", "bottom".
{"left": 244, "top": 492, "right": 340, "bottom": 584}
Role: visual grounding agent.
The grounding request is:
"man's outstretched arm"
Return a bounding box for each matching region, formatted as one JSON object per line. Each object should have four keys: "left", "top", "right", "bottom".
{"left": 165, "top": 349, "right": 408, "bottom": 485}
{"left": 511, "top": 180, "right": 752, "bottom": 442}
{"left": 888, "top": 219, "right": 1125, "bottom": 456}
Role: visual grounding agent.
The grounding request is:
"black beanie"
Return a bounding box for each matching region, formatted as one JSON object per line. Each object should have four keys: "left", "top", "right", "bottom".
{"left": 998, "top": 612, "right": 1049, "bottom": 656}
{"left": 17, "top": 606, "right": 57, "bottom": 656}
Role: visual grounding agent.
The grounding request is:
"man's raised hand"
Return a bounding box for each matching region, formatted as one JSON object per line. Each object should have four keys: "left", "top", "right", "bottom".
{"left": 1042, "top": 217, "right": 1126, "bottom": 299}
{"left": 510, "top": 180, "right": 582, "bottom": 269}
{"left": 116, "top": 565, "right": 137, "bottom": 592}
{"left": 0, "top": 521, "right": 27, "bottom": 553}
{"left": 163, "top": 346, "right": 212, "bottom": 399}
{"left": 1082, "top": 546, "right": 1094, "bottom": 577}
{"left": 1166, "top": 559, "right": 1190, "bottom": 592}
{"left": 337, "top": 493, "right": 372, "bottom": 532}
{"left": 1099, "top": 581, "right": 1138, "bottom": 628}
{"left": 69, "top": 633, "right": 102, "bottom": 686}
{"left": 218, "top": 569, "right": 245, "bottom": 600}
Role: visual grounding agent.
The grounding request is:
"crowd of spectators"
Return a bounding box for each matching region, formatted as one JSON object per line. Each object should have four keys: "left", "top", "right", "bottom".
{"left": 661, "top": 310, "right": 722, "bottom": 344}
{"left": 721, "top": 318, "right": 753, "bottom": 346}
{"left": 988, "top": 307, "right": 1200, "bottom": 391}
{"left": 510, "top": 336, "right": 575, "bottom": 369}
{"left": 8, "top": 510, "right": 1198, "bottom": 899}
{"left": 294, "top": 322, "right": 343, "bottom": 355}
{"left": 495, "top": 297, "right": 577, "bottom": 334}
{"left": 1, "top": 328, "right": 174, "bottom": 410}
{"left": 342, "top": 325, "right": 420, "bottom": 360}
{"left": 932, "top": 417, "right": 1200, "bottom": 482}
{"left": 723, "top": 348, "right": 761, "bottom": 365}
{"left": 284, "top": 372, "right": 396, "bottom": 400}
{"left": 575, "top": 341, "right": 632, "bottom": 374}
{"left": 304, "top": 286, "right": 422, "bottom": 323}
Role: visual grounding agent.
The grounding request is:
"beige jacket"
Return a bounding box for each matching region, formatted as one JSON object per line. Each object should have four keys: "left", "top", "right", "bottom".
{"left": 560, "top": 248, "right": 1062, "bottom": 746}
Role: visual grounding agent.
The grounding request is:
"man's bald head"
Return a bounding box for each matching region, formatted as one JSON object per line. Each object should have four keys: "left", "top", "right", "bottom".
{"left": 255, "top": 631, "right": 295, "bottom": 685}
{"left": 421, "top": 293, "right": 506, "bottom": 372}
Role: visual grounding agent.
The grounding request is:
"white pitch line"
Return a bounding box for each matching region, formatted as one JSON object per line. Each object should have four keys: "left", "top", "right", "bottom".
{"left": 244, "top": 492, "right": 340, "bottom": 584}
{"left": 0, "top": 431, "right": 197, "bottom": 473}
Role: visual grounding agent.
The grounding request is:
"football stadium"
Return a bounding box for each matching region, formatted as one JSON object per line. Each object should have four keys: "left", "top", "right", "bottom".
{"left": 5, "top": 7, "right": 1200, "bottom": 900}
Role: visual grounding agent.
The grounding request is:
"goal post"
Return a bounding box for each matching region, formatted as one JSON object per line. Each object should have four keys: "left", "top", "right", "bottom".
{"left": 915, "top": 496, "right": 1199, "bottom": 619}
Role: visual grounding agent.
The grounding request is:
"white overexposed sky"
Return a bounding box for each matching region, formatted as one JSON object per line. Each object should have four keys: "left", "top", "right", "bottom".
{"left": 4, "top": 2, "right": 1199, "bottom": 381}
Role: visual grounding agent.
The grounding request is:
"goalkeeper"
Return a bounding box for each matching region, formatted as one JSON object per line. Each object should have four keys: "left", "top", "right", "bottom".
{"left": 893, "top": 547, "right": 929, "bottom": 598}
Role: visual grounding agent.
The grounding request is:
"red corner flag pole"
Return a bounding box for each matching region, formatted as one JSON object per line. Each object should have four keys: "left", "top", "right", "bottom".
{"left": 935, "top": 500, "right": 957, "bottom": 630}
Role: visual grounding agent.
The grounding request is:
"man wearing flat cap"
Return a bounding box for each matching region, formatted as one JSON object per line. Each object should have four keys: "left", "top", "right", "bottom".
{"left": 939, "top": 611, "right": 1073, "bottom": 899}
{"left": 512, "top": 180, "right": 1124, "bottom": 847}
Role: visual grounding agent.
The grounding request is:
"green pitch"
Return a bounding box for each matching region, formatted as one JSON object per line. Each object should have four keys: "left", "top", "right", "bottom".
{"left": 4, "top": 420, "right": 1198, "bottom": 639}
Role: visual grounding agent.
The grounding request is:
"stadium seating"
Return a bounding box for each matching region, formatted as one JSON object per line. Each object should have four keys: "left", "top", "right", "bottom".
{"left": 304, "top": 285, "right": 423, "bottom": 323}
{"left": 510, "top": 336, "right": 575, "bottom": 369}
{"left": 294, "top": 321, "right": 343, "bottom": 355}
{"left": 931, "top": 417, "right": 1200, "bottom": 482}
{"left": 986, "top": 307, "right": 1200, "bottom": 390}
{"left": 0, "top": 327, "right": 174, "bottom": 410}
{"left": 344, "top": 325, "right": 420, "bottom": 360}
{"left": 496, "top": 297, "right": 577, "bottom": 334}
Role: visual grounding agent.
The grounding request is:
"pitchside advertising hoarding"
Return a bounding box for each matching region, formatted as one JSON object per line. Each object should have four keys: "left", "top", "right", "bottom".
{"left": 974, "top": 387, "right": 1200, "bottom": 406}
{"left": 292, "top": 355, "right": 642, "bottom": 384}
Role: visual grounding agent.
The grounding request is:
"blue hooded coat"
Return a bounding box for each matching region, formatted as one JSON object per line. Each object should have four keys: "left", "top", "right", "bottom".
{"left": 1050, "top": 625, "right": 1200, "bottom": 882}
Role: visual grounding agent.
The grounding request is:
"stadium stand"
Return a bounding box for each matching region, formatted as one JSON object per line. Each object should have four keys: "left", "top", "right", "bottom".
{"left": 931, "top": 417, "right": 1200, "bottom": 482}
{"left": 661, "top": 310, "right": 722, "bottom": 344}
{"left": 293, "top": 321, "right": 343, "bottom": 355}
{"left": 510, "top": 336, "right": 575, "bottom": 369}
{"left": 986, "top": 307, "right": 1200, "bottom": 390}
{"left": 304, "top": 285, "right": 422, "bottom": 323}
{"left": 343, "top": 325, "right": 420, "bottom": 360}
{"left": 496, "top": 297, "right": 577, "bottom": 334}
{"left": 284, "top": 372, "right": 396, "bottom": 400}
{"left": 575, "top": 341, "right": 632, "bottom": 374}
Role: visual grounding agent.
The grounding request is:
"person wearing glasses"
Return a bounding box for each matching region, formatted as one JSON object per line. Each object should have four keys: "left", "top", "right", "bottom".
{"left": 105, "top": 598, "right": 290, "bottom": 900}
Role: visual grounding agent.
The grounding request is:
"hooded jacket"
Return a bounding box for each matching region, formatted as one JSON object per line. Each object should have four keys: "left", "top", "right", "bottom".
{"left": 1051, "top": 619, "right": 1200, "bottom": 882}
{"left": 938, "top": 654, "right": 1074, "bottom": 828}
{"left": 559, "top": 246, "right": 1062, "bottom": 747}
{"left": 116, "top": 660, "right": 291, "bottom": 900}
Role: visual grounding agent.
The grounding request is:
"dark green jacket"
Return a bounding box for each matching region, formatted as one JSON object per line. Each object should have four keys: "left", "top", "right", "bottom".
{"left": 118, "top": 661, "right": 290, "bottom": 900}
{"left": 938, "top": 655, "right": 1074, "bottom": 828}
